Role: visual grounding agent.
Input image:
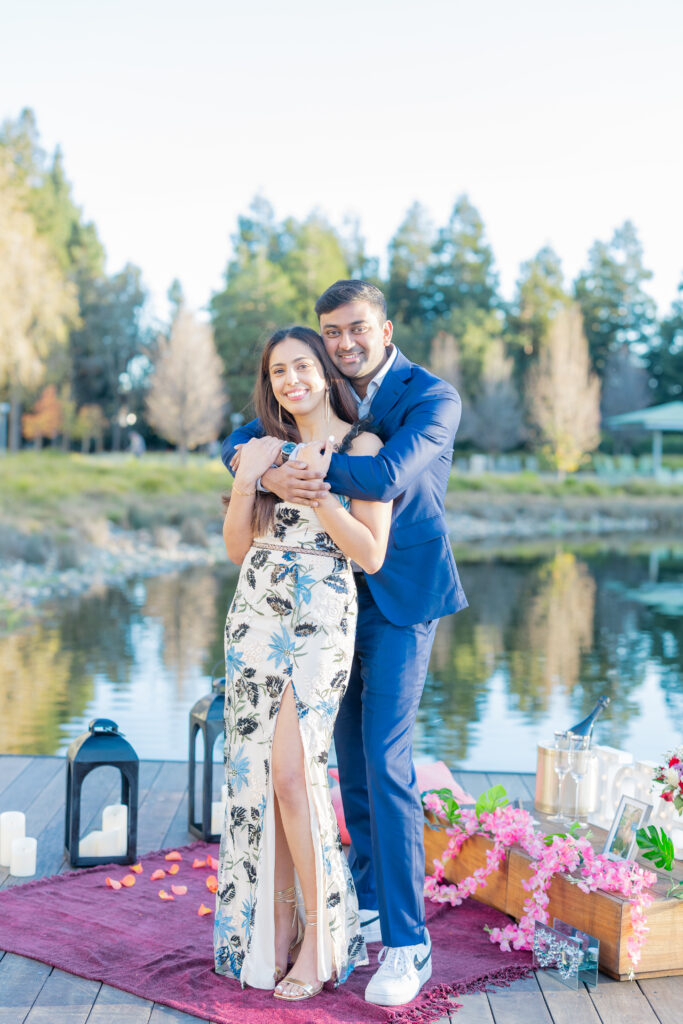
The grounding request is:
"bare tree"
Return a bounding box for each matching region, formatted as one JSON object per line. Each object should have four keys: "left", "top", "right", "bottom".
{"left": 468, "top": 340, "right": 525, "bottom": 452}
{"left": 526, "top": 304, "right": 600, "bottom": 475}
{"left": 429, "top": 330, "right": 473, "bottom": 441}
{"left": 145, "top": 307, "right": 226, "bottom": 461}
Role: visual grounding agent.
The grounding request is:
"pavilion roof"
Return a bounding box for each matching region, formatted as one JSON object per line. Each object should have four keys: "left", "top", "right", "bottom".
{"left": 607, "top": 401, "right": 683, "bottom": 432}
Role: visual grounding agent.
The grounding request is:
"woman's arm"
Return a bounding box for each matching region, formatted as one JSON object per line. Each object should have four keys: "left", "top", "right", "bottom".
{"left": 300, "top": 433, "right": 392, "bottom": 574}
{"left": 223, "top": 436, "right": 283, "bottom": 564}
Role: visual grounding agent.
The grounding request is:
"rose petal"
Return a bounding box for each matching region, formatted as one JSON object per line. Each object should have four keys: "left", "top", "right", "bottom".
{"left": 206, "top": 854, "right": 219, "bottom": 870}
{"left": 130, "top": 863, "right": 143, "bottom": 874}
{"left": 165, "top": 851, "right": 182, "bottom": 861}
{"left": 171, "top": 884, "right": 188, "bottom": 895}
{"left": 150, "top": 869, "right": 166, "bottom": 881}
{"left": 168, "top": 863, "right": 180, "bottom": 875}
{"left": 206, "top": 875, "right": 218, "bottom": 893}
{"left": 192, "top": 858, "right": 207, "bottom": 869}
{"left": 198, "top": 903, "right": 213, "bottom": 916}
{"left": 105, "top": 877, "right": 122, "bottom": 890}
{"left": 121, "top": 874, "right": 136, "bottom": 887}
{"left": 159, "top": 890, "right": 175, "bottom": 900}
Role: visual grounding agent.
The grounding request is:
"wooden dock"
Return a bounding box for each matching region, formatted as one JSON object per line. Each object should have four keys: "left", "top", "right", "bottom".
{"left": 1, "top": 755, "right": 681, "bottom": 1024}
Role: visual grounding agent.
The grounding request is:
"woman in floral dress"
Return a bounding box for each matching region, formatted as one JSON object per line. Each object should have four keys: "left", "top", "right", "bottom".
{"left": 214, "top": 326, "right": 392, "bottom": 1001}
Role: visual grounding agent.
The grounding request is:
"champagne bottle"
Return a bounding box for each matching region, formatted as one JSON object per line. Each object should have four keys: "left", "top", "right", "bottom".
{"left": 568, "top": 696, "right": 610, "bottom": 740}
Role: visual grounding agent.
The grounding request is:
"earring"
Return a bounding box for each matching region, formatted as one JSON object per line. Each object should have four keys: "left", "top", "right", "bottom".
{"left": 324, "top": 388, "right": 331, "bottom": 424}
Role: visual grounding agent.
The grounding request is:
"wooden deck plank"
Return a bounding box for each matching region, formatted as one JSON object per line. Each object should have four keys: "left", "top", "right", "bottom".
{"left": 147, "top": 1005, "right": 211, "bottom": 1023}
{"left": 487, "top": 772, "right": 536, "bottom": 805}
{"left": 0, "top": 756, "right": 32, "bottom": 800}
{"left": 486, "top": 974, "right": 553, "bottom": 1023}
{"left": 448, "top": 991, "right": 495, "bottom": 1021}
{"left": 137, "top": 761, "right": 190, "bottom": 853}
{"left": 586, "top": 972, "right": 661, "bottom": 1023}
{"left": 0, "top": 953, "right": 51, "bottom": 1024}
{"left": 454, "top": 771, "right": 492, "bottom": 799}
{"left": 85, "top": 984, "right": 152, "bottom": 1024}
{"left": 638, "top": 975, "right": 683, "bottom": 1024}
{"left": 22, "top": 967, "right": 100, "bottom": 1024}
{"left": 534, "top": 970, "right": 602, "bottom": 1023}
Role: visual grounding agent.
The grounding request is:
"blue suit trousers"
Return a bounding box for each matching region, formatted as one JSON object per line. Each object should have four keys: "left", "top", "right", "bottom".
{"left": 333, "top": 574, "right": 438, "bottom": 948}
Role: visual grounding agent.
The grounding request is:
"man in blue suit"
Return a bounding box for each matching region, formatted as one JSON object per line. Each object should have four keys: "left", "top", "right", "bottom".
{"left": 222, "top": 280, "right": 467, "bottom": 1005}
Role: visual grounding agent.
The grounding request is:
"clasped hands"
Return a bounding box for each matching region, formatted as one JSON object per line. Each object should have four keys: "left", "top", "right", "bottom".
{"left": 231, "top": 436, "right": 335, "bottom": 506}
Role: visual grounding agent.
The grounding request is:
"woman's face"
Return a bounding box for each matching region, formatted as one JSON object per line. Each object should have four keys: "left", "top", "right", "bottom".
{"left": 269, "top": 337, "right": 327, "bottom": 418}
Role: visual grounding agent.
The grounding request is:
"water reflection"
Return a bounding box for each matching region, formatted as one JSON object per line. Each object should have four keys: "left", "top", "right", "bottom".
{"left": 0, "top": 540, "right": 682, "bottom": 770}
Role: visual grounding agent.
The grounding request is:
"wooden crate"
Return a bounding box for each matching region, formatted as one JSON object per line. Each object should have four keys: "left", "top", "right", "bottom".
{"left": 424, "top": 820, "right": 683, "bottom": 980}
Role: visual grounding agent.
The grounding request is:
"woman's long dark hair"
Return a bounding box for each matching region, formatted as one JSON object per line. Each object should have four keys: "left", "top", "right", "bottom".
{"left": 227, "top": 326, "right": 358, "bottom": 536}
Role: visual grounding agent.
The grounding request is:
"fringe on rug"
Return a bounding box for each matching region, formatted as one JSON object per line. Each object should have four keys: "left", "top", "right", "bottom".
{"left": 387, "top": 963, "right": 533, "bottom": 1023}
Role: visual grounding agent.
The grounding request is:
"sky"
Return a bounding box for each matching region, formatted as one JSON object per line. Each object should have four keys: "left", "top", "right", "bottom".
{"left": 2, "top": 0, "right": 682, "bottom": 322}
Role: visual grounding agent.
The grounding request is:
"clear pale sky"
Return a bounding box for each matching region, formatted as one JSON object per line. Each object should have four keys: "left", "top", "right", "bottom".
{"left": 2, "top": 0, "right": 682, "bottom": 320}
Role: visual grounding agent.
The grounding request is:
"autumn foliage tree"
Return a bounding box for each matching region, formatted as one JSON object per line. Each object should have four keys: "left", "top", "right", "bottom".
{"left": 526, "top": 304, "right": 601, "bottom": 475}
{"left": 21, "top": 385, "right": 63, "bottom": 446}
{"left": 145, "top": 308, "right": 226, "bottom": 461}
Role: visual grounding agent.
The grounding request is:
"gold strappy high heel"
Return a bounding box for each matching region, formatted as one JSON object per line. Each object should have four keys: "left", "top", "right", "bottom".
{"left": 273, "top": 908, "right": 323, "bottom": 1001}
{"left": 273, "top": 885, "right": 303, "bottom": 985}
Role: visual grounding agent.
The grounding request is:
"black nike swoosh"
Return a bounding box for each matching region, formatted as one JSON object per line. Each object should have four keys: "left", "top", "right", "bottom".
{"left": 414, "top": 947, "right": 431, "bottom": 972}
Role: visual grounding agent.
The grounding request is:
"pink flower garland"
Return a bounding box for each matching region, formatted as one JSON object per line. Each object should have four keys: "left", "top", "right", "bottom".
{"left": 423, "top": 794, "right": 657, "bottom": 969}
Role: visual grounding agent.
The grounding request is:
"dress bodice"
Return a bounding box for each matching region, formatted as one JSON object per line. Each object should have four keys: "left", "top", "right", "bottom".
{"left": 252, "top": 498, "right": 350, "bottom": 557}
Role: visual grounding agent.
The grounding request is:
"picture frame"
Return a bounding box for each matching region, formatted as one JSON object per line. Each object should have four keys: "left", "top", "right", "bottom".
{"left": 602, "top": 794, "right": 652, "bottom": 860}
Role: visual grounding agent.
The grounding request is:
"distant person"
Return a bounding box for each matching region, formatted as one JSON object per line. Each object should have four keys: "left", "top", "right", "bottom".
{"left": 215, "top": 326, "right": 392, "bottom": 1001}
{"left": 129, "top": 431, "right": 146, "bottom": 458}
{"left": 223, "top": 281, "right": 467, "bottom": 1007}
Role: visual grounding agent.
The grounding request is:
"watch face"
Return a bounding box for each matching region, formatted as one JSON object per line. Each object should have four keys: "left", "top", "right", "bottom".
{"left": 281, "top": 441, "right": 297, "bottom": 462}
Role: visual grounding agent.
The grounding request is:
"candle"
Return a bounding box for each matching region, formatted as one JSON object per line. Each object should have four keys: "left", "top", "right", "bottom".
{"left": 671, "top": 828, "right": 683, "bottom": 861}
{"left": 0, "top": 811, "right": 25, "bottom": 866}
{"left": 101, "top": 805, "right": 128, "bottom": 855}
{"left": 98, "top": 827, "right": 127, "bottom": 857}
{"left": 10, "top": 836, "right": 37, "bottom": 877}
{"left": 78, "top": 830, "right": 103, "bottom": 857}
{"left": 211, "top": 801, "right": 225, "bottom": 835}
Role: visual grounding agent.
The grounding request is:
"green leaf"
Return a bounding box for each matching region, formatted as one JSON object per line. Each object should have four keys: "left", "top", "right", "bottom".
{"left": 475, "top": 785, "right": 509, "bottom": 820}
{"left": 635, "top": 825, "right": 674, "bottom": 871}
{"left": 421, "top": 787, "right": 461, "bottom": 827}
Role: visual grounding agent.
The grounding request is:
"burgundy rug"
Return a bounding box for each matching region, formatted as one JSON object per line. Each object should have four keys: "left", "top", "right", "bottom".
{"left": 0, "top": 841, "right": 531, "bottom": 1024}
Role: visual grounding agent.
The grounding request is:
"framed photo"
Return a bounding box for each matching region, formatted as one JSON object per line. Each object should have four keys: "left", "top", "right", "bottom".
{"left": 603, "top": 795, "right": 652, "bottom": 860}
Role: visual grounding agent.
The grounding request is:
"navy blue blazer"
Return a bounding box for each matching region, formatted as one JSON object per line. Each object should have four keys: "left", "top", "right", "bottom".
{"left": 221, "top": 348, "right": 468, "bottom": 626}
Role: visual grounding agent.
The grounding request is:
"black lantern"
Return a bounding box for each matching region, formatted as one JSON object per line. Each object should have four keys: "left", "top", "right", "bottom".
{"left": 188, "top": 670, "right": 225, "bottom": 841}
{"left": 65, "top": 718, "right": 139, "bottom": 867}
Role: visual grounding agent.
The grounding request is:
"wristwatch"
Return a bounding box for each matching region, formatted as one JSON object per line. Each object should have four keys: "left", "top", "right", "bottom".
{"left": 280, "top": 441, "right": 298, "bottom": 463}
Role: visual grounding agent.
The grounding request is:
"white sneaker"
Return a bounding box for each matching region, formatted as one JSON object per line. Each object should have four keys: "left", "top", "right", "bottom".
{"left": 364, "top": 930, "right": 432, "bottom": 1006}
{"left": 359, "top": 908, "right": 382, "bottom": 943}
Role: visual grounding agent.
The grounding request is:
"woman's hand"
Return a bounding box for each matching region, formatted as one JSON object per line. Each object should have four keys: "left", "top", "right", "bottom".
{"left": 233, "top": 436, "right": 283, "bottom": 488}
{"left": 296, "top": 436, "right": 335, "bottom": 477}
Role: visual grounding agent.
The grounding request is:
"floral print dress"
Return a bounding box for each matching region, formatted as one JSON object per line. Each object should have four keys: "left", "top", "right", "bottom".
{"left": 214, "top": 499, "right": 368, "bottom": 990}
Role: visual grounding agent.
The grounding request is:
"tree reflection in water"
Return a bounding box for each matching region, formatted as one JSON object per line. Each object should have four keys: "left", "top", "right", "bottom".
{"left": 1, "top": 544, "right": 681, "bottom": 765}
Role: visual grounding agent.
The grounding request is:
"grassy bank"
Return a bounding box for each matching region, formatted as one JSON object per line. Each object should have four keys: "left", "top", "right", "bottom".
{"left": 447, "top": 470, "right": 683, "bottom": 499}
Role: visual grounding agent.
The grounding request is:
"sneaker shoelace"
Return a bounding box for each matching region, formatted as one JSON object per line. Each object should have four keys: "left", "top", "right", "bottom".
{"left": 377, "top": 945, "right": 415, "bottom": 976}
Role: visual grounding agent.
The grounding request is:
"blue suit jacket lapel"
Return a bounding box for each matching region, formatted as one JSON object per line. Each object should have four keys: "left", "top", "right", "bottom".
{"left": 365, "top": 348, "right": 412, "bottom": 428}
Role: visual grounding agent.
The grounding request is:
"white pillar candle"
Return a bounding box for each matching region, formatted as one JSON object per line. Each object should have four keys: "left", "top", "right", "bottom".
{"left": 101, "top": 805, "right": 128, "bottom": 855}
{"left": 79, "top": 830, "right": 103, "bottom": 857}
{"left": 10, "top": 836, "right": 37, "bottom": 877}
{"left": 0, "top": 811, "right": 25, "bottom": 866}
{"left": 671, "top": 828, "right": 683, "bottom": 861}
{"left": 211, "top": 801, "right": 225, "bottom": 834}
{"left": 98, "top": 827, "right": 127, "bottom": 857}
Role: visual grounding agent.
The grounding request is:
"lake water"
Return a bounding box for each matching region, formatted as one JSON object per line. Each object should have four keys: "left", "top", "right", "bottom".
{"left": 2, "top": 537, "right": 682, "bottom": 771}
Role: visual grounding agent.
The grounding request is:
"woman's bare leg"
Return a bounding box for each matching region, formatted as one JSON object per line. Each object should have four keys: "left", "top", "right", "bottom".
{"left": 272, "top": 685, "right": 319, "bottom": 995}
{"left": 273, "top": 795, "right": 297, "bottom": 977}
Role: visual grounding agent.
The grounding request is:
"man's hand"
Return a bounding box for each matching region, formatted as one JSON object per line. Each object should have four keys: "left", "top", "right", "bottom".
{"left": 261, "top": 461, "right": 331, "bottom": 506}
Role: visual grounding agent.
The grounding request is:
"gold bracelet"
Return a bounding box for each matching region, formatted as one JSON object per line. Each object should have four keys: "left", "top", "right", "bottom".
{"left": 232, "top": 482, "right": 256, "bottom": 497}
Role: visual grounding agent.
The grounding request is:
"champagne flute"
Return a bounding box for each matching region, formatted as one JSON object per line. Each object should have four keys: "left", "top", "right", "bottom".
{"left": 550, "top": 730, "right": 571, "bottom": 824}
{"left": 569, "top": 731, "right": 591, "bottom": 828}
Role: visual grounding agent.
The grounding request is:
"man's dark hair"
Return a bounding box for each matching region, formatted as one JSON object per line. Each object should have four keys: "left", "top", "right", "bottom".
{"left": 314, "top": 279, "right": 387, "bottom": 322}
